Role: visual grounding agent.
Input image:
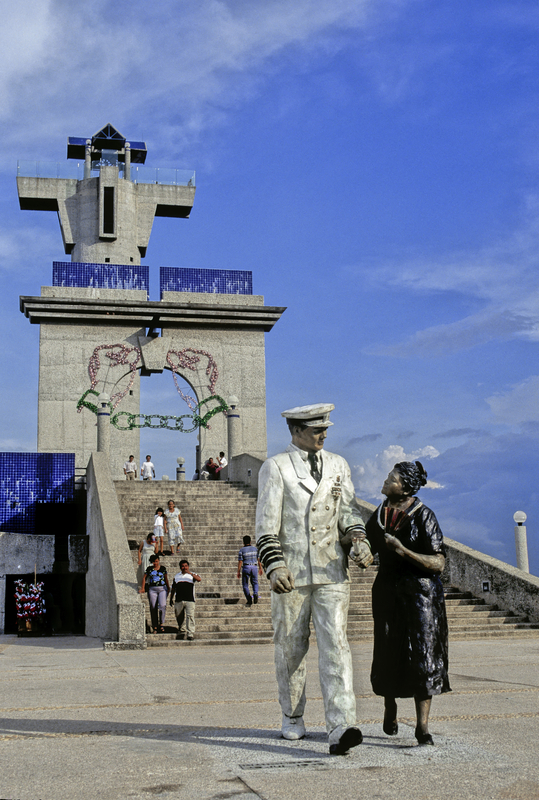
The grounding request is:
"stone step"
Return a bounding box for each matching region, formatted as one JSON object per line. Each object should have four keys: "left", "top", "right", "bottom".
{"left": 145, "top": 626, "right": 539, "bottom": 648}
{"left": 117, "top": 482, "right": 539, "bottom": 647}
{"left": 140, "top": 605, "right": 534, "bottom": 631}
{"left": 146, "top": 636, "right": 274, "bottom": 648}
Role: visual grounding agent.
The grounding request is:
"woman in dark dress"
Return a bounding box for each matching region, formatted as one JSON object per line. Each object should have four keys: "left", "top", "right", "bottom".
{"left": 365, "top": 460, "right": 450, "bottom": 745}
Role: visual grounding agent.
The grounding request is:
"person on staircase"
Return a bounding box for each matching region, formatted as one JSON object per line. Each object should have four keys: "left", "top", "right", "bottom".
{"left": 141, "top": 455, "right": 156, "bottom": 481}
{"left": 140, "top": 555, "right": 169, "bottom": 633}
{"left": 164, "top": 499, "right": 185, "bottom": 556}
{"left": 237, "top": 535, "right": 262, "bottom": 606}
{"left": 216, "top": 451, "right": 228, "bottom": 479}
{"left": 204, "top": 458, "right": 219, "bottom": 480}
{"left": 137, "top": 532, "right": 157, "bottom": 587}
{"left": 123, "top": 455, "right": 137, "bottom": 480}
{"left": 154, "top": 507, "right": 165, "bottom": 556}
{"left": 169, "top": 560, "right": 201, "bottom": 641}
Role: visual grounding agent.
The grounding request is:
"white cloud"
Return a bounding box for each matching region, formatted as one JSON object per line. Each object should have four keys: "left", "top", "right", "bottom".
{"left": 0, "top": 438, "right": 37, "bottom": 452}
{"left": 355, "top": 196, "right": 539, "bottom": 356}
{"left": 441, "top": 515, "right": 506, "bottom": 554}
{"left": 353, "top": 443, "right": 440, "bottom": 499}
{"left": 0, "top": 0, "right": 385, "bottom": 166}
{"left": 487, "top": 376, "right": 539, "bottom": 424}
{"left": 0, "top": 226, "right": 60, "bottom": 274}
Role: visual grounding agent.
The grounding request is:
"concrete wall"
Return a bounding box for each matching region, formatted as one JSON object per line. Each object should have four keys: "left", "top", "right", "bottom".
{"left": 229, "top": 453, "right": 264, "bottom": 489}
{"left": 355, "top": 497, "right": 539, "bottom": 622}
{"left": 38, "top": 287, "right": 143, "bottom": 476}
{"left": 443, "top": 538, "right": 539, "bottom": 623}
{"left": 85, "top": 451, "right": 145, "bottom": 645}
{"left": 37, "top": 288, "right": 270, "bottom": 478}
{"left": 17, "top": 172, "right": 195, "bottom": 265}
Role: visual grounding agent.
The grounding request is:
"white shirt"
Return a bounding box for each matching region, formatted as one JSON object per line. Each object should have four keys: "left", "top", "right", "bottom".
{"left": 141, "top": 461, "right": 155, "bottom": 479}
{"left": 124, "top": 460, "right": 137, "bottom": 473}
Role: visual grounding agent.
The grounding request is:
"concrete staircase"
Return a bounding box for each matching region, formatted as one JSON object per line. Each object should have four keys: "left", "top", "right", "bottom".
{"left": 114, "top": 480, "right": 539, "bottom": 647}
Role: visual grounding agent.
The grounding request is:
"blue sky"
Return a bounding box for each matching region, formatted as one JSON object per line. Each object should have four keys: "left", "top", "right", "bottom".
{"left": 2, "top": 0, "right": 539, "bottom": 573}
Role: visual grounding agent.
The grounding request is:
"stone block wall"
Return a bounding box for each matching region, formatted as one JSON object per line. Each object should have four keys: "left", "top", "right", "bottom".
{"left": 85, "top": 452, "right": 145, "bottom": 645}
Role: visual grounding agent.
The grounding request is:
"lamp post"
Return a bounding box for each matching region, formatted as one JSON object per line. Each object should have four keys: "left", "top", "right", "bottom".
{"left": 513, "top": 510, "right": 529, "bottom": 573}
{"left": 227, "top": 395, "right": 240, "bottom": 482}
{"left": 96, "top": 392, "right": 110, "bottom": 455}
{"left": 176, "top": 457, "right": 186, "bottom": 481}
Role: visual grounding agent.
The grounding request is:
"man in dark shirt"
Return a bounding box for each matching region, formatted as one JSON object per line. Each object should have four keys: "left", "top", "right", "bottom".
{"left": 237, "top": 535, "right": 262, "bottom": 606}
{"left": 169, "top": 560, "right": 201, "bottom": 640}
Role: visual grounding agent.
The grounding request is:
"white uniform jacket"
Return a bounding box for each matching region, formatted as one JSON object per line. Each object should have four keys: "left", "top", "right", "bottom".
{"left": 256, "top": 445, "right": 366, "bottom": 587}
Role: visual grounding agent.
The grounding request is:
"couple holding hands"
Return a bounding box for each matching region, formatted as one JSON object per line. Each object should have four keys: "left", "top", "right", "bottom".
{"left": 256, "top": 403, "right": 450, "bottom": 756}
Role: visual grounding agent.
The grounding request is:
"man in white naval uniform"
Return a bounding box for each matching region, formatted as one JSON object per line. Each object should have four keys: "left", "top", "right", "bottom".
{"left": 256, "top": 403, "right": 373, "bottom": 755}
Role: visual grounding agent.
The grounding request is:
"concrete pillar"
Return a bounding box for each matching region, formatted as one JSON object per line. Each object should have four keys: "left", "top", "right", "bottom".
{"left": 124, "top": 142, "right": 131, "bottom": 181}
{"left": 176, "top": 457, "right": 186, "bottom": 481}
{"left": 96, "top": 393, "right": 111, "bottom": 456}
{"left": 227, "top": 395, "right": 240, "bottom": 482}
{"left": 514, "top": 511, "right": 530, "bottom": 573}
{"left": 84, "top": 139, "right": 92, "bottom": 180}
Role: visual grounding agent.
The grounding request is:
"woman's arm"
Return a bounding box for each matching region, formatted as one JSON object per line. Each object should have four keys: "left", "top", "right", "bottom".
{"left": 383, "top": 534, "right": 445, "bottom": 573}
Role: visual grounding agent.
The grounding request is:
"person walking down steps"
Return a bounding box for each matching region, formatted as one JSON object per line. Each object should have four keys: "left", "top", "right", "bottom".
{"left": 170, "top": 560, "right": 201, "bottom": 641}
{"left": 154, "top": 507, "right": 165, "bottom": 556}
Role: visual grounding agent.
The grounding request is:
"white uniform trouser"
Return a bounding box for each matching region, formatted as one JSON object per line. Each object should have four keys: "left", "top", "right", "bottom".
{"left": 271, "top": 583, "right": 356, "bottom": 735}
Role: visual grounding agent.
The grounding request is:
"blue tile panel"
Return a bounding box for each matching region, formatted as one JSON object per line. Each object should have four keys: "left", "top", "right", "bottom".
{"left": 160, "top": 267, "right": 253, "bottom": 298}
{"left": 53, "top": 262, "right": 149, "bottom": 296}
{"left": 0, "top": 453, "right": 75, "bottom": 534}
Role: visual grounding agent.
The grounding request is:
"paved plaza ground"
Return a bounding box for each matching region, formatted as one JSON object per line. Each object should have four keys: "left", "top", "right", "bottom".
{"left": 0, "top": 634, "right": 538, "bottom": 800}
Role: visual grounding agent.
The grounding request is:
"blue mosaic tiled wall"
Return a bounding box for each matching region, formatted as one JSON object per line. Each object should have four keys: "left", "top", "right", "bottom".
{"left": 0, "top": 453, "right": 75, "bottom": 534}
{"left": 53, "top": 262, "right": 149, "bottom": 296}
{"left": 160, "top": 267, "right": 253, "bottom": 298}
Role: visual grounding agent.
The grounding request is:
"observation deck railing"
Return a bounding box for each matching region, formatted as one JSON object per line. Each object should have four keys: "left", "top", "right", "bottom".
{"left": 17, "top": 161, "right": 196, "bottom": 187}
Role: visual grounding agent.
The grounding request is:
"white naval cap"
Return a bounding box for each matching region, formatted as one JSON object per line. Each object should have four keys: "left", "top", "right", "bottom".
{"left": 281, "top": 403, "right": 335, "bottom": 427}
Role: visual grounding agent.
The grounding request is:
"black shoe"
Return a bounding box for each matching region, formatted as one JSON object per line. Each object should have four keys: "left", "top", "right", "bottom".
{"left": 383, "top": 719, "right": 398, "bottom": 736}
{"left": 176, "top": 632, "right": 185, "bottom": 640}
{"left": 246, "top": 598, "right": 252, "bottom": 606}
{"left": 253, "top": 595, "right": 258, "bottom": 604}
{"left": 329, "top": 727, "right": 363, "bottom": 755}
{"left": 415, "top": 728, "right": 434, "bottom": 746}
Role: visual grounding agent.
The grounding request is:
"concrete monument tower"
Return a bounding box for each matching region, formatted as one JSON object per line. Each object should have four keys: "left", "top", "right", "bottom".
{"left": 18, "top": 124, "right": 285, "bottom": 478}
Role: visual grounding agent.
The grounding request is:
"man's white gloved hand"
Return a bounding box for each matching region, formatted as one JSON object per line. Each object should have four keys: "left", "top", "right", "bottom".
{"left": 269, "top": 567, "right": 296, "bottom": 594}
{"left": 350, "top": 538, "right": 374, "bottom": 569}
{"left": 340, "top": 527, "right": 366, "bottom": 551}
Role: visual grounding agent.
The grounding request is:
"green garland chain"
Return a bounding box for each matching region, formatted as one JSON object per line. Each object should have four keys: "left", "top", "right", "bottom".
{"left": 76, "top": 390, "right": 229, "bottom": 432}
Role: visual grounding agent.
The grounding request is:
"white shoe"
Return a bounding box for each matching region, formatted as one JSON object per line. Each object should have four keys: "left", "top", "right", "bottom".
{"left": 281, "top": 714, "right": 306, "bottom": 740}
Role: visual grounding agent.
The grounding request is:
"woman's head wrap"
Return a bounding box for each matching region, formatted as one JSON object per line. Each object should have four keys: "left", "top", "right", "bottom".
{"left": 394, "top": 461, "right": 428, "bottom": 496}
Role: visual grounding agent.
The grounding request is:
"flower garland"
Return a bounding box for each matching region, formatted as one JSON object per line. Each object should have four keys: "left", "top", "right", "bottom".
{"left": 77, "top": 344, "right": 142, "bottom": 413}
{"left": 78, "top": 343, "right": 223, "bottom": 428}
{"left": 166, "top": 348, "right": 219, "bottom": 398}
